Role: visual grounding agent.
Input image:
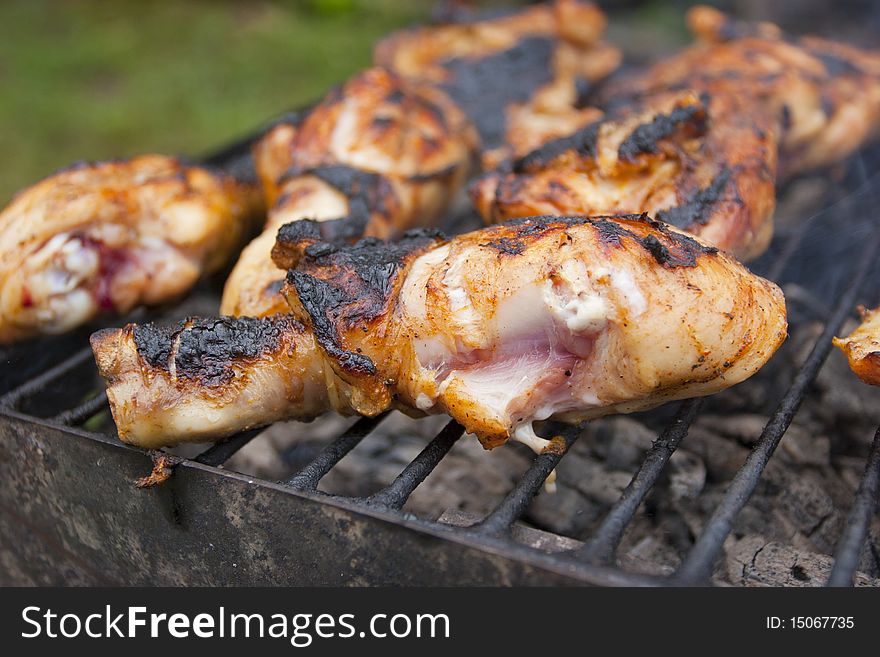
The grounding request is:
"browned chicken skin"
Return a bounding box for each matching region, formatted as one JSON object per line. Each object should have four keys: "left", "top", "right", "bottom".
{"left": 93, "top": 214, "right": 787, "bottom": 449}
{"left": 624, "top": 6, "right": 880, "bottom": 179}
{"left": 834, "top": 306, "right": 880, "bottom": 386}
{"left": 473, "top": 89, "right": 779, "bottom": 261}
{"left": 0, "top": 156, "right": 263, "bottom": 344}
{"left": 375, "top": 0, "right": 620, "bottom": 168}
{"left": 472, "top": 6, "right": 880, "bottom": 260}
{"left": 220, "top": 67, "right": 478, "bottom": 318}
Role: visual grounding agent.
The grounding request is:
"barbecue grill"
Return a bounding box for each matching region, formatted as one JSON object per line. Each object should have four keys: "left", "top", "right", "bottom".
{"left": 2, "top": 122, "right": 878, "bottom": 586}
{"left": 2, "top": 9, "right": 880, "bottom": 586}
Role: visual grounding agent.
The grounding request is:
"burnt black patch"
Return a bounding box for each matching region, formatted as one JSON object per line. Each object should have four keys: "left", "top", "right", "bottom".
{"left": 512, "top": 121, "right": 600, "bottom": 173}
{"left": 592, "top": 217, "right": 639, "bottom": 245}
{"left": 780, "top": 104, "right": 792, "bottom": 132}
{"left": 482, "top": 213, "right": 636, "bottom": 253}
{"left": 274, "top": 212, "right": 374, "bottom": 271}
{"left": 274, "top": 219, "right": 325, "bottom": 269}
{"left": 371, "top": 116, "right": 395, "bottom": 130}
{"left": 482, "top": 213, "right": 716, "bottom": 268}
{"left": 134, "top": 316, "right": 301, "bottom": 386}
{"left": 133, "top": 323, "right": 178, "bottom": 370}
{"left": 440, "top": 36, "right": 555, "bottom": 149}
{"left": 286, "top": 227, "right": 445, "bottom": 375}
{"left": 480, "top": 236, "right": 526, "bottom": 255}
{"left": 287, "top": 272, "right": 378, "bottom": 376}
{"left": 384, "top": 88, "right": 405, "bottom": 105}
{"left": 275, "top": 164, "right": 396, "bottom": 245}
{"left": 617, "top": 96, "right": 708, "bottom": 162}
{"left": 638, "top": 221, "right": 718, "bottom": 268}
{"left": 280, "top": 164, "right": 386, "bottom": 203}
{"left": 815, "top": 51, "right": 863, "bottom": 77}
{"left": 573, "top": 77, "right": 594, "bottom": 109}
{"left": 820, "top": 93, "right": 835, "bottom": 118}
{"left": 655, "top": 168, "right": 732, "bottom": 229}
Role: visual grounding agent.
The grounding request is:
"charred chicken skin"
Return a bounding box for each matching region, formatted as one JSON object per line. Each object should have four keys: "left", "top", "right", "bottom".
{"left": 833, "top": 306, "right": 880, "bottom": 386}
{"left": 93, "top": 214, "right": 787, "bottom": 450}
{"left": 0, "top": 155, "right": 263, "bottom": 344}
{"left": 619, "top": 6, "right": 880, "bottom": 179}
{"left": 374, "top": 0, "right": 620, "bottom": 168}
{"left": 220, "top": 68, "right": 478, "bottom": 318}
{"left": 472, "top": 90, "right": 779, "bottom": 261}
{"left": 472, "top": 6, "right": 880, "bottom": 261}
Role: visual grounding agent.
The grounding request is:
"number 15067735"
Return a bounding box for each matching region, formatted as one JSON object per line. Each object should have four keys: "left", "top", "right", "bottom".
{"left": 766, "top": 617, "right": 854, "bottom": 629}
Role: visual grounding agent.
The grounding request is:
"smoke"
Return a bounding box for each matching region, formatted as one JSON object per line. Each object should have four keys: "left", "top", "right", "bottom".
{"left": 750, "top": 141, "right": 880, "bottom": 319}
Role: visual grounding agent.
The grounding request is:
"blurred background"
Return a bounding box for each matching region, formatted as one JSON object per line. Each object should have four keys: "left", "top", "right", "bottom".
{"left": 0, "top": 0, "right": 431, "bottom": 202}
{"left": 0, "top": 0, "right": 876, "bottom": 204}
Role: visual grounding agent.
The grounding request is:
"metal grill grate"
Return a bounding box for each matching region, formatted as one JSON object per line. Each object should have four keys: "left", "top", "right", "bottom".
{"left": 1, "top": 126, "right": 879, "bottom": 588}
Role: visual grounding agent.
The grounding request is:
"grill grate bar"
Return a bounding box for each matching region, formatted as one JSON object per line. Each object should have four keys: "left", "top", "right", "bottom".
{"left": 674, "top": 225, "right": 880, "bottom": 584}
{"left": 0, "top": 346, "right": 94, "bottom": 410}
{"left": 282, "top": 413, "right": 389, "bottom": 490}
{"left": 367, "top": 419, "right": 463, "bottom": 510}
{"left": 826, "top": 425, "right": 880, "bottom": 586}
{"left": 471, "top": 423, "right": 580, "bottom": 536}
{"left": 49, "top": 390, "right": 109, "bottom": 426}
{"left": 195, "top": 427, "right": 265, "bottom": 467}
{"left": 577, "top": 398, "right": 703, "bottom": 565}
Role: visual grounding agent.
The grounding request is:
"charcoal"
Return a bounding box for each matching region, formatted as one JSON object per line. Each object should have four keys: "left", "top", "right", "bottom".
{"left": 619, "top": 536, "right": 679, "bottom": 576}
{"left": 667, "top": 449, "right": 706, "bottom": 500}
{"left": 403, "top": 437, "right": 530, "bottom": 518}
{"left": 557, "top": 452, "right": 633, "bottom": 506}
{"left": 696, "top": 413, "right": 768, "bottom": 445}
{"left": 227, "top": 414, "right": 350, "bottom": 481}
{"left": 682, "top": 425, "right": 750, "bottom": 482}
{"left": 528, "top": 483, "right": 601, "bottom": 537}
{"left": 777, "top": 424, "right": 830, "bottom": 466}
{"left": 726, "top": 536, "right": 880, "bottom": 587}
{"left": 588, "top": 416, "right": 656, "bottom": 471}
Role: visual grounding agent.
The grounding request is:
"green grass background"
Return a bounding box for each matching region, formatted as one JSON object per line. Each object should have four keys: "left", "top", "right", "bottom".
{"left": 0, "top": 0, "right": 428, "bottom": 203}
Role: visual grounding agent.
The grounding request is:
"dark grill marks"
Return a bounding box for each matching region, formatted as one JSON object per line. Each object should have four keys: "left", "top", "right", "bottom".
{"left": 132, "top": 323, "right": 177, "bottom": 370}
{"left": 288, "top": 272, "right": 378, "bottom": 376}
{"left": 573, "top": 76, "right": 594, "bottom": 109}
{"left": 276, "top": 164, "right": 396, "bottom": 244}
{"left": 655, "top": 168, "right": 733, "bottom": 229}
{"left": 593, "top": 217, "right": 639, "bottom": 245}
{"left": 512, "top": 122, "right": 600, "bottom": 173}
{"left": 617, "top": 96, "right": 708, "bottom": 162}
{"left": 133, "top": 316, "right": 302, "bottom": 386}
{"left": 440, "top": 36, "right": 556, "bottom": 149}
{"left": 814, "top": 50, "right": 864, "bottom": 77}
{"left": 511, "top": 94, "right": 708, "bottom": 174}
{"left": 479, "top": 214, "right": 716, "bottom": 267}
{"left": 286, "top": 226, "right": 445, "bottom": 375}
{"left": 638, "top": 221, "right": 719, "bottom": 268}
{"left": 480, "top": 236, "right": 526, "bottom": 255}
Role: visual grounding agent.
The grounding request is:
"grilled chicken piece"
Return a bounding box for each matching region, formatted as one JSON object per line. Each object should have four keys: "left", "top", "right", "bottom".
{"left": 94, "top": 214, "right": 787, "bottom": 449}
{"left": 91, "top": 315, "right": 327, "bottom": 448}
{"left": 605, "top": 5, "right": 880, "bottom": 179}
{"left": 0, "top": 156, "right": 263, "bottom": 344}
{"left": 220, "top": 68, "right": 477, "bottom": 318}
{"left": 473, "top": 6, "right": 880, "bottom": 261}
{"left": 473, "top": 90, "right": 778, "bottom": 261}
{"left": 833, "top": 306, "right": 880, "bottom": 386}
{"left": 375, "top": 0, "right": 620, "bottom": 168}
